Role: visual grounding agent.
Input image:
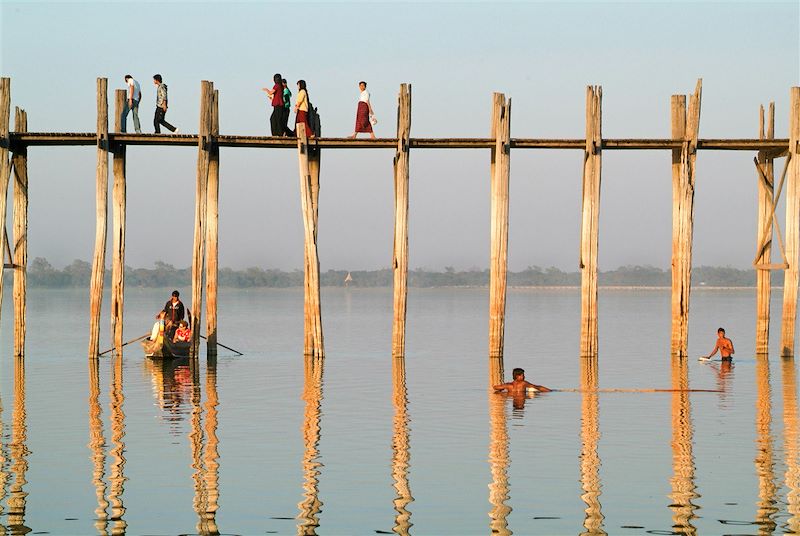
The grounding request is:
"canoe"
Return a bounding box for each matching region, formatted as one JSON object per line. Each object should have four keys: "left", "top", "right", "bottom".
{"left": 142, "top": 335, "right": 191, "bottom": 359}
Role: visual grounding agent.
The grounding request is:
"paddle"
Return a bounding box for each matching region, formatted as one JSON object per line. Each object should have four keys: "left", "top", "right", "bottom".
{"left": 199, "top": 334, "right": 243, "bottom": 356}
{"left": 98, "top": 333, "right": 150, "bottom": 357}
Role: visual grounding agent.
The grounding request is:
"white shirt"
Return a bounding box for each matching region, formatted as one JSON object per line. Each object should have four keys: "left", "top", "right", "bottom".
{"left": 359, "top": 89, "right": 370, "bottom": 103}
{"left": 127, "top": 78, "right": 141, "bottom": 101}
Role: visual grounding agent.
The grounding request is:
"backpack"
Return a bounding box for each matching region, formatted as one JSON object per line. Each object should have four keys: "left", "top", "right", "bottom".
{"left": 307, "top": 103, "right": 321, "bottom": 137}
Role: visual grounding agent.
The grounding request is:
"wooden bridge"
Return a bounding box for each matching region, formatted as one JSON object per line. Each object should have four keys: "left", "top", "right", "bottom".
{"left": 0, "top": 77, "right": 798, "bottom": 383}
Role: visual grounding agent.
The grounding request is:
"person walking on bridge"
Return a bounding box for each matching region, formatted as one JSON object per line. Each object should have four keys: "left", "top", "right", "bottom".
{"left": 121, "top": 74, "right": 142, "bottom": 133}
{"left": 153, "top": 74, "right": 179, "bottom": 134}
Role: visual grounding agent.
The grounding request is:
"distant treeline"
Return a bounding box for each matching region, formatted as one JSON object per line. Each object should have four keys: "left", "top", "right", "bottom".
{"left": 18, "top": 258, "right": 784, "bottom": 288}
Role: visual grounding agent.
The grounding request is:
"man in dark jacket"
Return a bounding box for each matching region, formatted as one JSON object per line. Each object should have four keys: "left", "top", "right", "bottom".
{"left": 161, "top": 290, "right": 186, "bottom": 338}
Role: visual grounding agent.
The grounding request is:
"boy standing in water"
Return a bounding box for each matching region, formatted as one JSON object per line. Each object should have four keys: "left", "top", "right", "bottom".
{"left": 493, "top": 368, "right": 551, "bottom": 394}
{"left": 703, "top": 327, "right": 735, "bottom": 361}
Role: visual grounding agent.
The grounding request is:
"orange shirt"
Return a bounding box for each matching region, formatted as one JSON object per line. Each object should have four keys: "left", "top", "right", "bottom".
{"left": 174, "top": 327, "right": 191, "bottom": 342}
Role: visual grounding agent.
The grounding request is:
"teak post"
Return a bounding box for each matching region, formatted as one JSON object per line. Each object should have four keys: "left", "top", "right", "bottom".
{"left": 755, "top": 103, "right": 775, "bottom": 355}
{"left": 111, "top": 90, "right": 127, "bottom": 353}
{"left": 670, "top": 80, "right": 702, "bottom": 357}
{"left": 488, "top": 93, "right": 511, "bottom": 384}
{"left": 580, "top": 86, "right": 603, "bottom": 357}
{"left": 297, "top": 123, "right": 324, "bottom": 358}
{"left": 782, "top": 87, "right": 800, "bottom": 357}
{"left": 392, "top": 84, "right": 412, "bottom": 358}
{"left": 12, "top": 107, "right": 28, "bottom": 358}
{"left": 88, "top": 77, "right": 109, "bottom": 359}
{"left": 0, "top": 79, "right": 10, "bottom": 333}
{"left": 205, "top": 89, "right": 219, "bottom": 355}
{"left": 304, "top": 125, "right": 322, "bottom": 356}
{"left": 191, "top": 81, "right": 213, "bottom": 356}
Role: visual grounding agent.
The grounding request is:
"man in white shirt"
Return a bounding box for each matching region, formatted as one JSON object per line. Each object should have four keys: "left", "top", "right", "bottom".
{"left": 121, "top": 74, "right": 142, "bottom": 133}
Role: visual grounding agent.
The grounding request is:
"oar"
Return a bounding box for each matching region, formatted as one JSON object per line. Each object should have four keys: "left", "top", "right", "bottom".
{"left": 98, "top": 333, "right": 150, "bottom": 357}
{"left": 199, "top": 334, "right": 243, "bottom": 356}
{"left": 555, "top": 388, "right": 721, "bottom": 393}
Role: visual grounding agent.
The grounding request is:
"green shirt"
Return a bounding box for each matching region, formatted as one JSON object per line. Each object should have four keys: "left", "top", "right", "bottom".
{"left": 283, "top": 87, "right": 291, "bottom": 109}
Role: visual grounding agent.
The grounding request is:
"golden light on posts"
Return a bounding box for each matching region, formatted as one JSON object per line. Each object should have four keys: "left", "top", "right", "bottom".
{"left": 110, "top": 90, "right": 127, "bottom": 353}
{"left": 88, "top": 358, "right": 109, "bottom": 533}
{"left": 487, "top": 391, "right": 511, "bottom": 535}
{"left": 192, "top": 81, "right": 213, "bottom": 357}
{"left": 391, "top": 84, "right": 412, "bottom": 359}
{"left": 205, "top": 89, "right": 220, "bottom": 356}
{"left": 670, "top": 80, "right": 703, "bottom": 358}
{"left": 755, "top": 104, "right": 776, "bottom": 355}
{"left": 297, "top": 124, "right": 324, "bottom": 358}
{"left": 754, "top": 356, "right": 777, "bottom": 532}
{"left": 668, "top": 357, "right": 698, "bottom": 535}
{"left": 579, "top": 357, "right": 605, "bottom": 536}
{"left": 488, "top": 93, "right": 511, "bottom": 382}
{"left": 297, "top": 356, "right": 324, "bottom": 534}
{"left": 782, "top": 359, "right": 800, "bottom": 532}
{"left": 11, "top": 106, "right": 28, "bottom": 358}
{"left": 781, "top": 88, "right": 800, "bottom": 357}
{"left": 88, "top": 77, "right": 109, "bottom": 358}
{"left": 580, "top": 86, "right": 602, "bottom": 358}
{"left": 391, "top": 357, "right": 413, "bottom": 534}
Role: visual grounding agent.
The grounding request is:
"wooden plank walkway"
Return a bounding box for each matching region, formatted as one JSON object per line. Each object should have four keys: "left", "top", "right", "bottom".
{"left": 7, "top": 132, "right": 791, "bottom": 151}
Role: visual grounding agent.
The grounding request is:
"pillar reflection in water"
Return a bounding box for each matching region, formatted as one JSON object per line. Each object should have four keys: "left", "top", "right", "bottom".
{"left": 189, "top": 356, "right": 222, "bottom": 536}
{"left": 579, "top": 357, "right": 605, "bottom": 536}
{"left": 488, "top": 385, "right": 511, "bottom": 535}
{"left": 6, "top": 356, "right": 30, "bottom": 535}
{"left": 200, "top": 357, "right": 221, "bottom": 535}
{"left": 107, "top": 354, "right": 127, "bottom": 535}
{"left": 88, "top": 358, "right": 109, "bottom": 534}
{"left": 782, "top": 358, "right": 800, "bottom": 533}
{"left": 391, "top": 358, "right": 413, "bottom": 535}
{"left": 298, "top": 356, "right": 324, "bottom": 535}
{"left": 668, "top": 357, "right": 698, "bottom": 536}
{"left": 754, "top": 355, "right": 778, "bottom": 533}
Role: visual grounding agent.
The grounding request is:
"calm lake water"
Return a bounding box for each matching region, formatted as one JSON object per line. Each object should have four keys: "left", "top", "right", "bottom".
{"left": 0, "top": 286, "right": 797, "bottom": 535}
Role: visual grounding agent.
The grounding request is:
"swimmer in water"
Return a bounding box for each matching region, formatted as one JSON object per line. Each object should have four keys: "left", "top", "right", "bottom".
{"left": 493, "top": 367, "right": 551, "bottom": 394}
{"left": 703, "top": 327, "right": 735, "bottom": 361}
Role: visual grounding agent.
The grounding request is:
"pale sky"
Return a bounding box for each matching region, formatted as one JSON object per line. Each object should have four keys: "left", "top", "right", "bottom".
{"left": 1, "top": 1, "right": 798, "bottom": 271}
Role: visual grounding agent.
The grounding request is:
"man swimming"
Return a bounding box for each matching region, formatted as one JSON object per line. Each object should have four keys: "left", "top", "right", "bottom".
{"left": 493, "top": 367, "right": 551, "bottom": 394}
{"left": 703, "top": 327, "right": 735, "bottom": 361}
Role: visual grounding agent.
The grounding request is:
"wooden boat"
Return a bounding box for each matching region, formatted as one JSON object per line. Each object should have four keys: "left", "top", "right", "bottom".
{"left": 142, "top": 333, "right": 190, "bottom": 359}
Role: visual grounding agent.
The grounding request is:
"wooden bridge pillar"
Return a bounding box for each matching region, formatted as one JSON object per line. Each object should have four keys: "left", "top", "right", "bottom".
{"left": 488, "top": 93, "right": 511, "bottom": 384}
{"left": 12, "top": 107, "right": 28, "bottom": 358}
{"left": 0, "top": 81, "right": 9, "bottom": 322}
{"left": 392, "top": 84, "right": 412, "bottom": 359}
{"left": 191, "top": 81, "right": 213, "bottom": 357}
{"left": 206, "top": 89, "right": 220, "bottom": 356}
{"left": 111, "top": 90, "right": 127, "bottom": 353}
{"left": 297, "top": 123, "right": 324, "bottom": 358}
{"left": 781, "top": 87, "right": 800, "bottom": 357}
{"left": 755, "top": 103, "right": 775, "bottom": 355}
{"left": 88, "top": 78, "right": 109, "bottom": 358}
{"left": 670, "top": 80, "right": 702, "bottom": 357}
{"left": 580, "top": 86, "right": 602, "bottom": 357}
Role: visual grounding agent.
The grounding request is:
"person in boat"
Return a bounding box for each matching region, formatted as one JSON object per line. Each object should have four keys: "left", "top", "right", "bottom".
{"left": 160, "top": 290, "right": 185, "bottom": 339}
{"left": 493, "top": 368, "right": 551, "bottom": 394}
{"left": 150, "top": 311, "right": 166, "bottom": 342}
{"left": 173, "top": 320, "right": 191, "bottom": 343}
{"left": 703, "top": 327, "right": 735, "bottom": 361}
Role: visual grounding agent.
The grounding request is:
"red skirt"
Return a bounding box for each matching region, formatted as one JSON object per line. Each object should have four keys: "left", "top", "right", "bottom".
{"left": 355, "top": 101, "right": 372, "bottom": 133}
{"left": 295, "top": 110, "right": 314, "bottom": 137}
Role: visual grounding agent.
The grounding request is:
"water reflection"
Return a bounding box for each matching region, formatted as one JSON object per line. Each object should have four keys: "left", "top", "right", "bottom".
{"left": 190, "top": 357, "right": 221, "bottom": 536}
{"left": 668, "top": 357, "right": 698, "bottom": 535}
{"left": 488, "top": 386, "right": 511, "bottom": 535}
{"left": 755, "top": 355, "right": 778, "bottom": 534}
{"left": 108, "top": 354, "right": 127, "bottom": 535}
{"left": 298, "top": 357, "right": 324, "bottom": 535}
{"left": 88, "top": 358, "right": 109, "bottom": 533}
{"left": 782, "top": 359, "right": 800, "bottom": 534}
{"left": 5, "top": 357, "right": 30, "bottom": 535}
{"left": 391, "top": 358, "right": 413, "bottom": 535}
{"left": 579, "top": 357, "right": 605, "bottom": 536}
{"left": 144, "top": 357, "right": 193, "bottom": 434}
